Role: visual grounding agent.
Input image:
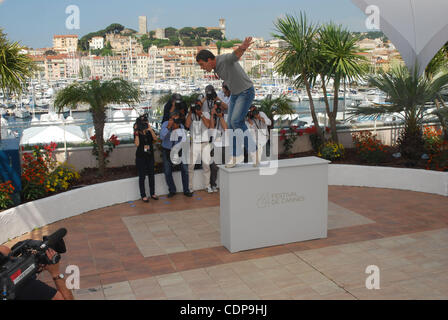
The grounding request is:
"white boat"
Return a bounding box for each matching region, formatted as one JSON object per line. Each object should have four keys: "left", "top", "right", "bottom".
{"left": 14, "top": 107, "right": 31, "bottom": 118}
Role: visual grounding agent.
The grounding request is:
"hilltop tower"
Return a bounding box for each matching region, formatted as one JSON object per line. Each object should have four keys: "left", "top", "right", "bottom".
{"left": 219, "top": 18, "right": 226, "bottom": 38}
{"left": 139, "top": 16, "right": 147, "bottom": 35}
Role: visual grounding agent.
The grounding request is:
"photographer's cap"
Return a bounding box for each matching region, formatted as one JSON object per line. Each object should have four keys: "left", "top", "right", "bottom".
{"left": 205, "top": 84, "right": 215, "bottom": 93}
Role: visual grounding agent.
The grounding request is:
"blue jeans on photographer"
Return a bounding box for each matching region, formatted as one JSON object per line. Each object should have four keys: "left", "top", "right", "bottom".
{"left": 227, "top": 86, "right": 257, "bottom": 157}
{"left": 162, "top": 147, "right": 189, "bottom": 194}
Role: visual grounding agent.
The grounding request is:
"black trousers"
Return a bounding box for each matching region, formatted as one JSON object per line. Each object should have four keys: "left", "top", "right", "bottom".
{"left": 136, "top": 154, "right": 155, "bottom": 198}
{"left": 210, "top": 147, "right": 225, "bottom": 188}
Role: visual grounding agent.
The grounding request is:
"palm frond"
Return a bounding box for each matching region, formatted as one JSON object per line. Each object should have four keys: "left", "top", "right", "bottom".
{"left": 0, "top": 39, "right": 36, "bottom": 94}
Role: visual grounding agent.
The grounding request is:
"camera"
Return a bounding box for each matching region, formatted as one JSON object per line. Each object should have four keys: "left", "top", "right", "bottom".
{"left": 0, "top": 228, "right": 67, "bottom": 300}
{"left": 249, "top": 108, "right": 259, "bottom": 119}
{"left": 190, "top": 102, "right": 201, "bottom": 114}
{"left": 135, "top": 113, "right": 149, "bottom": 132}
{"left": 205, "top": 85, "right": 217, "bottom": 100}
{"left": 171, "top": 93, "right": 184, "bottom": 111}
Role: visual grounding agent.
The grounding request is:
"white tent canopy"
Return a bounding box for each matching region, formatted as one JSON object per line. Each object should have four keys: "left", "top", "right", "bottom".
{"left": 352, "top": 0, "right": 448, "bottom": 76}
{"left": 20, "top": 125, "right": 87, "bottom": 145}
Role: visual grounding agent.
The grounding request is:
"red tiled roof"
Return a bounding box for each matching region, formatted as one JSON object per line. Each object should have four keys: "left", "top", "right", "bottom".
{"left": 53, "top": 35, "right": 78, "bottom": 39}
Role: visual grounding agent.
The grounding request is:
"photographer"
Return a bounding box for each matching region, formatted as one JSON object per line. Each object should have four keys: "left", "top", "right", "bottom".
{"left": 209, "top": 101, "right": 228, "bottom": 192}
{"left": 0, "top": 244, "right": 73, "bottom": 300}
{"left": 246, "top": 105, "right": 271, "bottom": 165}
{"left": 160, "top": 111, "right": 192, "bottom": 197}
{"left": 201, "top": 84, "right": 228, "bottom": 114}
{"left": 134, "top": 114, "right": 159, "bottom": 203}
{"left": 185, "top": 99, "right": 212, "bottom": 193}
{"left": 162, "top": 93, "right": 188, "bottom": 124}
{"left": 217, "top": 82, "right": 231, "bottom": 112}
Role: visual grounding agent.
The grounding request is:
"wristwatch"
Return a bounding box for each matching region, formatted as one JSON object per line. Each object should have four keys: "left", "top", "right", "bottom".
{"left": 53, "top": 274, "right": 65, "bottom": 281}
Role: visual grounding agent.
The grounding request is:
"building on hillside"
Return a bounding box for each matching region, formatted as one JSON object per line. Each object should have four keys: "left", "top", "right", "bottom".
{"left": 105, "top": 33, "right": 143, "bottom": 55}
{"left": 205, "top": 18, "right": 226, "bottom": 39}
{"left": 43, "top": 54, "right": 69, "bottom": 80}
{"left": 89, "top": 36, "right": 104, "bottom": 50}
{"left": 53, "top": 35, "right": 78, "bottom": 53}
{"left": 28, "top": 48, "right": 53, "bottom": 56}
{"left": 139, "top": 16, "right": 148, "bottom": 35}
{"left": 267, "top": 39, "right": 287, "bottom": 48}
{"left": 252, "top": 37, "right": 265, "bottom": 47}
{"left": 155, "top": 28, "right": 166, "bottom": 39}
{"left": 357, "top": 38, "right": 383, "bottom": 50}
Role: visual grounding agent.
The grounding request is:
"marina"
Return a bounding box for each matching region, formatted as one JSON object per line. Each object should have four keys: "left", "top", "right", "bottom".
{"left": 1, "top": 77, "right": 444, "bottom": 147}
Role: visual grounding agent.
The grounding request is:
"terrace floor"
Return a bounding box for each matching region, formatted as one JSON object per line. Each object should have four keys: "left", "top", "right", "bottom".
{"left": 4, "top": 186, "right": 448, "bottom": 300}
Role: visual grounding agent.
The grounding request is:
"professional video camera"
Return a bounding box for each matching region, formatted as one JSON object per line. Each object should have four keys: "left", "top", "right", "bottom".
{"left": 0, "top": 228, "right": 67, "bottom": 300}
{"left": 205, "top": 85, "right": 217, "bottom": 101}
{"left": 135, "top": 113, "right": 149, "bottom": 132}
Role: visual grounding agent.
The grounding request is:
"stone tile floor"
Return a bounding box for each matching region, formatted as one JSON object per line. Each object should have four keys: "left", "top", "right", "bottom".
{"left": 3, "top": 186, "right": 448, "bottom": 300}
{"left": 123, "top": 202, "right": 373, "bottom": 258}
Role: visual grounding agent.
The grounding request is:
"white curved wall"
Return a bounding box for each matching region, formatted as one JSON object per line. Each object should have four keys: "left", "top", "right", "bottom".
{"left": 329, "top": 165, "right": 448, "bottom": 196}
{"left": 1, "top": 165, "right": 447, "bottom": 244}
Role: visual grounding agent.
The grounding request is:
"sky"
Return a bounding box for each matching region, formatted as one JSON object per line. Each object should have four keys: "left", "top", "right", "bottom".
{"left": 0, "top": 0, "right": 369, "bottom": 48}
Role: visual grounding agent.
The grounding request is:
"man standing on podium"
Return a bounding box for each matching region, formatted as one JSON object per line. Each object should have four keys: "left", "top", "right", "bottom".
{"left": 196, "top": 37, "right": 258, "bottom": 168}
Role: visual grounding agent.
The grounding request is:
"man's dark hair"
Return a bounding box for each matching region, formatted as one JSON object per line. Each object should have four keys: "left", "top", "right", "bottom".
{"left": 196, "top": 50, "right": 215, "bottom": 62}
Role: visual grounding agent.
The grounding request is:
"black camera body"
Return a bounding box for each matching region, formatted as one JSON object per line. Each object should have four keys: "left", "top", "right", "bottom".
{"left": 135, "top": 113, "right": 149, "bottom": 132}
{"left": 206, "top": 89, "right": 217, "bottom": 101}
{"left": 0, "top": 228, "right": 67, "bottom": 300}
{"left": 190, "top": 103, "right": 201, "bottom": 114}
{"left": 249, "top": 108, "right": 259, "bottom": 119}
{"left": 173, "top": 117, "right": 183, "bottom": 125}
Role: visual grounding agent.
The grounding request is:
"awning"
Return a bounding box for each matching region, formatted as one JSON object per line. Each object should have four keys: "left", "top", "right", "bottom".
{"left": 352, "top": 0, "right": 448, "bottom": 76}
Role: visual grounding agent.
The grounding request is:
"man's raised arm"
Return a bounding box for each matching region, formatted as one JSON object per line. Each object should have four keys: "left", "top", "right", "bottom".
{"left": 233, "top": 37, "right": 253, "bottom": 60}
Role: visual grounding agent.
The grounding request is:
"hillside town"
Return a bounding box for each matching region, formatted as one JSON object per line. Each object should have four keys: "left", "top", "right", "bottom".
{"left": 21, "top": 17, "right": 404, "bottom": 82}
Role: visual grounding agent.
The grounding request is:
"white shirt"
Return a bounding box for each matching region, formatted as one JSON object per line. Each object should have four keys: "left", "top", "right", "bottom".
{"left": 246, "top": 111, "right": 271, "bottom": 146}
{"left": 217, "top": 91, "right": 231, "bottom": 113}
{"left": 190, "top": 111, "right": 210, "bottom": 143}
{"left": 201, "top": 99, "right": 215, "bottom": 113}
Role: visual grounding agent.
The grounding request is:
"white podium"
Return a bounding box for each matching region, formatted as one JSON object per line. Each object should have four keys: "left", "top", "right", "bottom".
{"left": 219, "top": 157, "right": 329, "bottom": 253}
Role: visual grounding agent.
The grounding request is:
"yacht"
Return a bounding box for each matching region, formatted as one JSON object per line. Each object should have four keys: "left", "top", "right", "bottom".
{"left": 14, "top": 107, "right": 31, "bottom": 119}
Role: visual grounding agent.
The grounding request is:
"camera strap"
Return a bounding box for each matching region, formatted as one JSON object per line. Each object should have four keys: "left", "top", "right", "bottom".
{"left": 207, "top": 100, "right": 213, "bottom": 112}
{"left": 254, "top": 119, "right": 268, "bottom": 137}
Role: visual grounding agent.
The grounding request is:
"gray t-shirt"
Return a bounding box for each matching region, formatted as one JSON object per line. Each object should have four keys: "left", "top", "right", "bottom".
{"left": 214, "top": 52, "right": 253, "bottom": 95}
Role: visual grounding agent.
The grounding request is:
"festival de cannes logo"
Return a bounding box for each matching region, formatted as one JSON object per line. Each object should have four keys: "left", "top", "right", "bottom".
{"left": 256, "top": 192, "right": 305, "bottom": 208}
{"left": 256, "top": 193, "right": 271, "bottom": 208}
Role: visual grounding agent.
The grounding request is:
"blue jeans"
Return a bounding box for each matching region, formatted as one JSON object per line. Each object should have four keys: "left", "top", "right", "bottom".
{"left": 162, "top": 148, "right": 189, "bottom": 194}
{"left": 227, "top": 86, "right": 256, "bottom": 157}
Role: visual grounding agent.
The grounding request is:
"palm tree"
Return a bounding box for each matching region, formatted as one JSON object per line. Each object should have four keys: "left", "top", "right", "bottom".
{"left": 425, "top": 42, "right": 448, "bottom": 140}
{"left": 318, "top": 23, "right": 368, "bottom": 143}
{"left": 0, "top": 29, "right": 35, "bottom": 95}
{"left": 0, "top": 29, "right": 35, "bottom": 140}
{"left": 349, "top": 65, "right": 448, "bottom": 161}
{"left": 273, "top": 13, "right": 324, "bottom": 141}
{"left": 258, "top": 94, "right": 295, "bottom": 132}
{"left": 54, "top": 78, "right": 140, "bottom": 176}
